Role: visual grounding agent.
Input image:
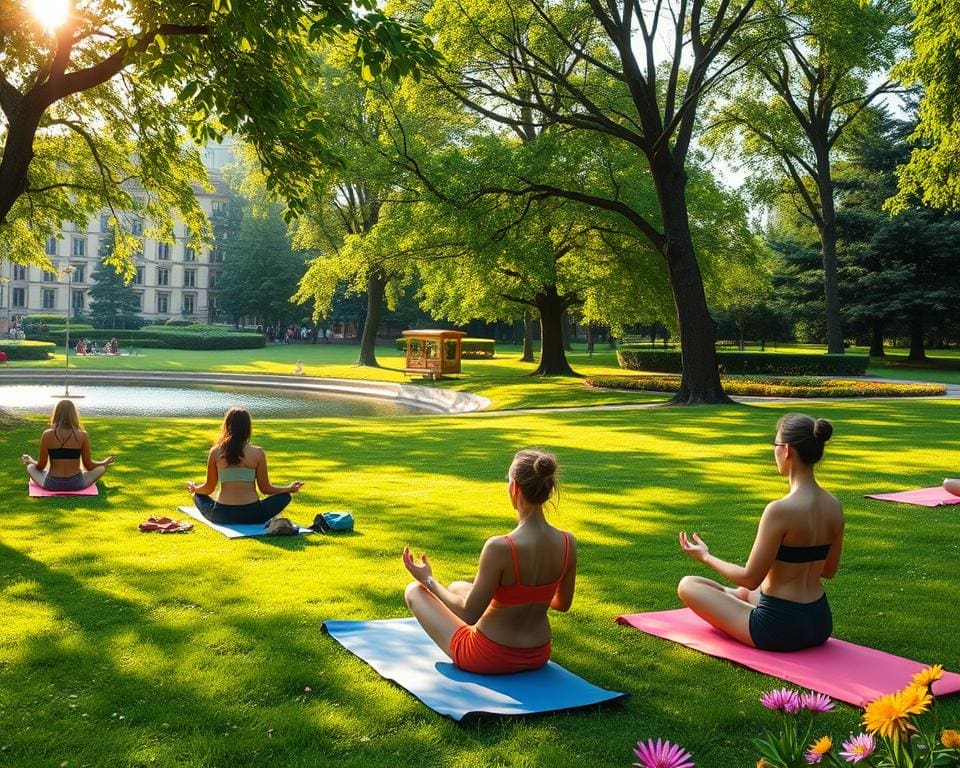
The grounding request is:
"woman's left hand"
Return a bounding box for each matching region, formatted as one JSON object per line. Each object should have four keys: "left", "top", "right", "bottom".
{"left": 402, "top": 545, "right": 433, "bottom": 584}
{"left": 679, "top": 531, "right": 710, "bottom": 562}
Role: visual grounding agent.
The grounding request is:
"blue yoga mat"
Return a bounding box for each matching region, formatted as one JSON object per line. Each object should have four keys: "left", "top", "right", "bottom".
{"left": 178, "top": 506, "right": 313, "bottom": 539}
{"left": 322, "top": 617, "right": 627, "bottom": 721}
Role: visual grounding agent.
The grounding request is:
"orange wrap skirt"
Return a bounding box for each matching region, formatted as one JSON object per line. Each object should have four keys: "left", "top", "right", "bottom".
{"left": 449, "top": 625, "right": 551, "bottom": 674}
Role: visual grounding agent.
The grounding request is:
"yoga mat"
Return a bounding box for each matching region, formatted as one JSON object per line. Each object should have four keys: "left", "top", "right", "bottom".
{"left": 323, "top": 617, "right": 628, "bottom": 721}
{"left": 29, "top": 480, "right": 98, "bottom": 497}
{"left": 865, "top": 487, "right": 960, "bottom": 507}
{"left": 616, "top": 608, "right": 960, "bottom": 706}
{"left": 177, "top": 506, "right": 313, "bottom": 539}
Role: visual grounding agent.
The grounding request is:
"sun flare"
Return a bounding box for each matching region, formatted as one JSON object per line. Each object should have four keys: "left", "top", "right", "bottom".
{"left": 26, "top": 0, "right": 71, "bottom": 32}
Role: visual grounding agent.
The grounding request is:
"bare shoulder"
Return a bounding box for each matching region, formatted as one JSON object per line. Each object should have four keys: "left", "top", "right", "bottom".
{"left": 483, "top": 535, "right": 510, "bottom": 555}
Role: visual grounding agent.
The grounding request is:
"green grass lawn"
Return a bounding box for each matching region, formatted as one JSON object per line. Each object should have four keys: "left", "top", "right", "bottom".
{"left": 2, "top": 398, "right": 958, "bottom": 767}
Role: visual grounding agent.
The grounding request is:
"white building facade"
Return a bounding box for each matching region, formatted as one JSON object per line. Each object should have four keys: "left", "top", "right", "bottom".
{"left": 0, "top": 146, "right": 232, "bottom": 333}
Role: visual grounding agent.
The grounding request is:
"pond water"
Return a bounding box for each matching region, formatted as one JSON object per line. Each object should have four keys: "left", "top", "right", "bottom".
{"left": 0, "top": 383, "right": 420, "bottom": 418}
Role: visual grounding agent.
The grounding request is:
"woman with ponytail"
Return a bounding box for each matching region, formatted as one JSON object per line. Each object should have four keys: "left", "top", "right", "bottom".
{"left": 401, "top": 449, "right": 577, "bottom": 674}
{"left": 187, "top": 407, "right": 304, "bottom": 525}
{"left": 677, "top": 414, "right": 843, "bottom": 651}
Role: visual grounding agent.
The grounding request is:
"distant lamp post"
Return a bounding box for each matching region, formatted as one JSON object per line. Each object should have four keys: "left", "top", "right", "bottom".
{"left": 58, "top": 265, "right": 82, "bottom": 399}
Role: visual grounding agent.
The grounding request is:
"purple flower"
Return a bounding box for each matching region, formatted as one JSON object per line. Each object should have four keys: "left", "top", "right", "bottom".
{"left": 762, "top": 688, "right": 801, "bottom": 714}
{"left": 839, "top": 733, "right": 876, "bottom": 763}
{"left": 801, "top": 692, "right": 835, "bottom": 714}
{"left": 805, "top": 751, "right": 824, "bottom": 765}
{"left": 632, "top": 738, "right": 695, "bottom": 768}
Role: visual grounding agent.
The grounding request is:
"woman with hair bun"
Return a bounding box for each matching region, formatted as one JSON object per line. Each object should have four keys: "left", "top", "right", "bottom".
{"left": 677, "top": 413, "right": 843, "bottom": 651}
{"left": 187, "top": 407, "right": 304, "bottom": 524}
{"left": 402, "top": 449, "right": 577, "bottom": 674}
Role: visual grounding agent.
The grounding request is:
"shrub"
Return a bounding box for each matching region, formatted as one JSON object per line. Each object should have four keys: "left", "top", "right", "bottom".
{"left": 586, "top": 375, "right": 945, "bottom": 398}
{"left": 23, "top": 314, "right": 68, "bottom": 325}
{"left": 394, "top": 336, "right": 495, "bottom": 358}
{"left": 617, "top": 348, "right": 869, "bottom": 376}
{"left": 0, "top": 340, "right": 56, "bottom": 360}
{"left": 29, "top": 328, "right": 265, "bottom": 350}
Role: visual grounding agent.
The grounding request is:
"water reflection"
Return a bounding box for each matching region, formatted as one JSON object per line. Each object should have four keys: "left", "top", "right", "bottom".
{"left": 0, "top": 384, "right": 418, "bottom": 418}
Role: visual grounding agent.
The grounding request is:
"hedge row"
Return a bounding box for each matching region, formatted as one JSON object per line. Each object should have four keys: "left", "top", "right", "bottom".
{"left": 394, "top": 337, "right": 496, "bottom": 358}
{"left": 617, "top": 348, "right": 870, "bottom": 376}
{"left": 0, "top": 340, "right": 56, "bottom": 360}
{"left": 28, "top": 328, "right": 265, "bottom": 350}
{"left": 587, "top": 374, "right": 945, "bottom": 398}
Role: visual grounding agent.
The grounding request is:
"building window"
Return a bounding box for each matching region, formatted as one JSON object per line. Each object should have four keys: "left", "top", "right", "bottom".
{"left": 46, "top": 236, "right": 58, "bottom": 256}
{"left": 13, "top": 265, "right": 26, "bottom": 281}
{"left": 134, "top": 266, "right": 144, "bottom": 286}
{"left": 157, "top": 268, "right": 169, "bottom": 287}
{"left": 135, "top": 292, "right": 143, "bottom": 310}
{"left": 72, "top": 290, "right": 85, "bottom": 312}
{"left": 183, "top": 268, "right": 196, "bottom": 288}
{"left": 212, "top": 200, "right": 227, "bottom": 214}
{"left": 157, "top": 242, "right": 170, "bottom": 260}
{"left": 208, "top": 272, "right": 218, "bottom": 289}
{"left": 184, "top": 246, "right": 196, "bottom": 262}
{"left": 131, "top": 217, "right": 144, "bottom": 236}
{"left": 100, "top": 214, "right": 111, "bottom": 232}
{"left": 182, "top": 294, "right": 195, "bottom": 314}
{"left": 42, "top": 288, "right": 57, "bottom": 309}
{"left": 157, "top": 293, "right": 169, "bottom": 314}
{"left": 71, "top": 237, "right": 85, "bottom": 257}
{"left": 72, "top": 264, "right": 85, "bottom": 283}
{"left": 210, "top": 247, "right": 224, "bottom": 263}
{"left": 43, "top": 270, "right": 57, "bottom": 283}
{"left": 13, "top": 288, "right": 25, "bottom": 307}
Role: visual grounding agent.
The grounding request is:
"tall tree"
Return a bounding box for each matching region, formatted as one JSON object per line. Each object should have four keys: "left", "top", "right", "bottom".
{"left": 217, "top": 202, "right": 308, "bottom": 331}
{"left": 385, "top": 0, "right": 772, "bottom": 403}
{"left": 0, "top": 0, "right": 437, "bottom": 273}
{"left": 707, "top": 0, "right": 908, "bottom": 354}
{"left": 88, "top": 235, "right": 143, "bottom": 329}
{"left": 891, "top": 0, "right": 960, "bottom": 212}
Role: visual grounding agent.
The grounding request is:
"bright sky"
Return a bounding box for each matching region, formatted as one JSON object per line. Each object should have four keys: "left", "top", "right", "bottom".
{"left": 25, "top": 0, "right": 71, "bottom": 33}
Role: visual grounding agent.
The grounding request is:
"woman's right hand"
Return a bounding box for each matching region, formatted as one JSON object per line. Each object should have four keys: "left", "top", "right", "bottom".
{"left": 288, "top": 481, "right": 305, "bottom": 493}
{"left": 186, "top": 481, "right": 199, "bottom": 493}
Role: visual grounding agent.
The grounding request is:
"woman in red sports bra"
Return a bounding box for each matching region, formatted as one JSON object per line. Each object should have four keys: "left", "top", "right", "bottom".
{"left": 402, "top": 449, "right": 578, "bottom": 674}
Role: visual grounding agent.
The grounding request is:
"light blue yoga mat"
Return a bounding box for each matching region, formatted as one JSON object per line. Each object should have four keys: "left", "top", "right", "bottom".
{"left": 178, "top": 506, "right": 313, "bottom": 539}
{"left": 322, "top": 617, "right": 627, "bottom": 721}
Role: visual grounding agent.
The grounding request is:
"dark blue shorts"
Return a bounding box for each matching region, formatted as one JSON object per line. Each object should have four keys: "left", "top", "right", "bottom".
{"left": 749, "top": 591, "right": 832, "bottom": 651}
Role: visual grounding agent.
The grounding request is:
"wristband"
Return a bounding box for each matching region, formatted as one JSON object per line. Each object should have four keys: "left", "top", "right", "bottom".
{"left": 425, "top": 576, "right": 436, "bottom": 590}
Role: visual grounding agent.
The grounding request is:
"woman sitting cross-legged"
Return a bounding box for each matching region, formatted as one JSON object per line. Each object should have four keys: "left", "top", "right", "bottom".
{"left": 21, "top": 399, "right": 114, "bottom": 490}
{"left": 402, "top": 449, "right": 577, "bottom": 674}
{"left": 677, "top": 413, "right": 844, "bottom": 652}
{"left": 187, "top": 407, "right": 304, "bottom": 525}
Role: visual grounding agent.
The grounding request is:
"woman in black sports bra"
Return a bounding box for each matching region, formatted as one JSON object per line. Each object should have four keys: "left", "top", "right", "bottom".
{"left": 20, "top": 400, "right": 114, "bottom": 491}
{"left": 676, "top": 414, "right": 844, "bottom": 651}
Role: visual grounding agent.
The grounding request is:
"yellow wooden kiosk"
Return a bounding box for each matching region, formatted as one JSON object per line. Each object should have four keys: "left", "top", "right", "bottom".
{"left": 402, "top": 329, "right": 466, "bottom": 379}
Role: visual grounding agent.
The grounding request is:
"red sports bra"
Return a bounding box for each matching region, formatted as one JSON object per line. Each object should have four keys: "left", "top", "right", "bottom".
{"left": 491, "top": 532, "right": 571, "bottom": 606}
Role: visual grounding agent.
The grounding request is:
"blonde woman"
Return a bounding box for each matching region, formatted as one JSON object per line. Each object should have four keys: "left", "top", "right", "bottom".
{"left": 21, "top": 400, "right": 114, "bottom": 490}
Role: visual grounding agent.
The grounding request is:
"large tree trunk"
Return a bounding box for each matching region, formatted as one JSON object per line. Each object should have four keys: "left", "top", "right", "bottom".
{"left": 521, "top": 309, "right": 536, "bottom": 362}
{"left": 0, "top": 103, "right": 45, "bottom": 222}
{"left": 357, "top": 271, "right": 387, "bottom": 367}
{"left": 908, "top": 308, "right": 926, "bottom": 361}
{"left": 816, "top": 152, "right": 845, "bottom": 355}
{"left": 657, "top": 167, "right": 730, "bottom": 404}
{"left": 869, "top": 320, "right": 885, "bottom": 357}
{"left": 533, "top": 285, "right": 575, "bottom": 376}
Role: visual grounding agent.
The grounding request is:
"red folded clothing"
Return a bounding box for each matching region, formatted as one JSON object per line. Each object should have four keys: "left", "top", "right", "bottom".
{"left": 138, "top": 516, "right": 193, "bottom": 533}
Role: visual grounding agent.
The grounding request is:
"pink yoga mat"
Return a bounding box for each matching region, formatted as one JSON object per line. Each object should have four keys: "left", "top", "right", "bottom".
{"left": 616, "top": 608, "right": 960, "bottom": 707}
{"left": 28, "top": 480, "right": 99, "bottom": 497}
{"left": 865, "top": 487, "right": 960, "bottom": 507}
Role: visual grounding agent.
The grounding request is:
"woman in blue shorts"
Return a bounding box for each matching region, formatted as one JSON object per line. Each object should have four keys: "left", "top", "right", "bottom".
{"left": 677, "top": 413, "right": 844, "bottom": 652}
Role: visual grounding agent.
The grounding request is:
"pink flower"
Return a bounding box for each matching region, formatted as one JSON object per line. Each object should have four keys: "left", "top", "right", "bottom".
{"left": 632, "top": 738, "right": 695, "bottom": 768}
{"left": 761, "top": 688, "right": 801, "bottom": 714}
{"left": 800, "top": 692, "right": 835, "bottom": 714}
{"left": 839, "top": 733, "right": 876, "bottom": 763}
{"left": 805, "top": 751, "right": 824, "bottom": 764}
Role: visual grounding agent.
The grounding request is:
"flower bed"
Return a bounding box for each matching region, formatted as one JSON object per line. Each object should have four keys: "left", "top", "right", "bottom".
{"left": 617, "top": 348, "right": 870, "bottom": 376}
{"left": 0, "top": 340, "right": 56, "bottom": 360}
{"left": 586, "top": 375, "right": 946, "bottom": 398}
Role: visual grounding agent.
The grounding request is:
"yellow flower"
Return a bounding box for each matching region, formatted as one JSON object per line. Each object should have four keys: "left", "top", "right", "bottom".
{"left": 809, "top": 736, "right": 832, "bottom": 755}
{"left": 912, "top": 664, "right": 944, "bottom": 689}
{"left": 863, "top": 691, "right": 914, "bottom": 740}
{"left": 899, "top": 683, "right": 932, "bottom": 716}
{"left": 943, "top": 729, "right": 960, "bottom": 749}
{"left": 756, "top": 761, "right": 772, "bottom": 768}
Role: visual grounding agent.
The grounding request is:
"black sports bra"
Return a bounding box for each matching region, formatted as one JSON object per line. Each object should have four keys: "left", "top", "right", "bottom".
{"left": 776, "top": 543, "right": 831, "bottom": 563}
{"left": 49, "top": 447, "right": 81, "bottom": 459}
